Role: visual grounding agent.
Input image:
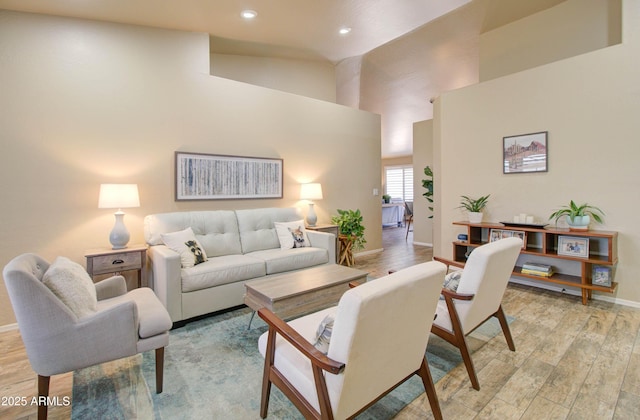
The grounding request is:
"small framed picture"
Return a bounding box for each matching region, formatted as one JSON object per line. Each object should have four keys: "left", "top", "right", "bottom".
{"left": 490, "top": 229, "right": 527, "bottom": 249}
{"left": 592, "top": 265, "right": 613, "bottom": 287}
{"left": 557, "top": 236, "right": 589, "bottom": 258}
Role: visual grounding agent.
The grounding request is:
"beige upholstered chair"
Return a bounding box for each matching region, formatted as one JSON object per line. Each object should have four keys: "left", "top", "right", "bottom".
{"left": 3, "top": 253, "right": 172, "bottom": 420}
{"left": 257, "top": 261, "right": 447, "bottom": 420}
{"left": 432, "top": 237, "right": 522, "bottom": 390}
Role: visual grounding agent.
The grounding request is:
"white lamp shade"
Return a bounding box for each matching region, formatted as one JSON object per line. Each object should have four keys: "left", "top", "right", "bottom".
{"left": 300, "top": 183, "right": 323, "bottom": 200}
{"left": 98, "top": 184, "right": 140, "bottom": 209}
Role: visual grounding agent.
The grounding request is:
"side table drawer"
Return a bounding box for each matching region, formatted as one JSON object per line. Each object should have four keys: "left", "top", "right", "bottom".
{"left": 91, "top": 252, "right": 141, "bottom": 274}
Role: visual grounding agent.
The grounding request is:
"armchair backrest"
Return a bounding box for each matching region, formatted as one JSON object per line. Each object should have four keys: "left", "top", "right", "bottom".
{"left": 325, "top": 261, "right": 446, "bottom": 419}
{"left": 3, "top": 253, "right": 78, "bottom": 374}
{"left": 454, "top": 237, "right": 522, "bottom": 332}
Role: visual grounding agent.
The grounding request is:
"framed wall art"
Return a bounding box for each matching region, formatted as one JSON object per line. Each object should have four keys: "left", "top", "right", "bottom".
{"left": 175, "top": 152, "right": 283, "bottom": 201}
{"left": 557, "top": 236, "right": 589, "bottom": 258}
{"left": 503, "top": 131, "right": 548, "bottom": 174}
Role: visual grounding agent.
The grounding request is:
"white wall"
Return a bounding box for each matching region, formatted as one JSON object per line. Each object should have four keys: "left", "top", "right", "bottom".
{"left": 480, "top": 0, "right": 622, "bottom": 81}
{"left": 433, "top": 0, "right": 640, "bottom": 305}
{"left": 412, "top": 120, "right": 434, "bottom": 246}
{"left": 210, "top": 53, "right": 336, "bottom": 102}
{"left": 0, "top": 10, "right": 382, "bottom": 326}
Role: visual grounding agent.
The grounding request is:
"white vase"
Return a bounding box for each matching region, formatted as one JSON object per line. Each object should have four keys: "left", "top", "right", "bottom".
{"left": 567, "top": 215, "right": 590, "bottom": 230}
{"left": 468, "top": 212, "right": 483, "bottom": 224}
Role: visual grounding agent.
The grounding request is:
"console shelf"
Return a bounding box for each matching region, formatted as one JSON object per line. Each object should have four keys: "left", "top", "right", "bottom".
{"left": 452, "top": 221, "right": 618, "bottom": 305}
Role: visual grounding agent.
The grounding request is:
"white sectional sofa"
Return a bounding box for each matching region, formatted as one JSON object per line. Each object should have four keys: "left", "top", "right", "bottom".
{"left": 144, "top": 207, "right": 336, "bottom": 323}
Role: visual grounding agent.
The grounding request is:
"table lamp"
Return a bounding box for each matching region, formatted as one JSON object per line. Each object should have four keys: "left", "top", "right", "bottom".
{"left": 300, "top": 183, "right": 323, "bottom": 227}
{"left": 98, "top": 184, "right": 140, "bottom": 249}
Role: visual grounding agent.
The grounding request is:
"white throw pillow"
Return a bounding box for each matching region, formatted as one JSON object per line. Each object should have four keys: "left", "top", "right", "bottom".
{"left": 313, "top": 314, "right": 335, "bottom": 354}
{"left": 440, "top": 270, "right": 462, "bottom": 300}
{"left": 43, "top": 256, "right": 97, "bottom": 318}
{"left": 161, "top": 227, "right": 208, "bottom": 268}
{"left": 274, "top": 220, "right": 310, "bottom": 250}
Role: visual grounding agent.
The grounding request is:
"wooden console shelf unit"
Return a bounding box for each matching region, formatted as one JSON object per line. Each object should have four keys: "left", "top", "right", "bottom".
{"left": 451, "top": 221, "right": 618, "bottom": 305}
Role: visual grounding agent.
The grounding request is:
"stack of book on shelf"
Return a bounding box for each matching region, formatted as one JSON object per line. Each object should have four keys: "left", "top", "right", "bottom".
{"left": 521, "top": 262, "right": 554, "bottom": 277}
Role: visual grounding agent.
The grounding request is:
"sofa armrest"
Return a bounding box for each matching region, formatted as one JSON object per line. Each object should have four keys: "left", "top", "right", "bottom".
{"left": 95, "top": 275, "right": 127, "bottom": 301}
{"left": 147, "top": 245, "right": 182, "bottom": 322}
{"left": 306, "top": 230, "right": 336, "bottom": 264}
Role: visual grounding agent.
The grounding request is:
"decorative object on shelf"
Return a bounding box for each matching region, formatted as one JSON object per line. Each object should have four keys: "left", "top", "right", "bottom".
{"left": 521, "top": 262, "right": 554, "bottom": 277}
{"left": 98, "top": 184, "right": 140, "bottom": 249}
{"left": 500, "top": 221, "right": 549, "bottom": 229}
{"left": 457, "top": 194, "right": 490, "bottom": 224}
{"left": 331, "top": 209, "right": 366, "bottom": 266}
{"left": 489, "top": 229, "right": 527, "bottom": 249}
{"left": 422, "top": 166, "right": 433, "bottom": 219}
{"left": 592, "top": 265, "right": 614, "bottom": 287}
{"left": 382, "top": 194, "right": 391, "bottom": 204}
{"left": 299, "top": 183, "right": 323, "bottom": 227}
{"left": 557, "top": 236, "right": 589, "bottom": 258}
{"left": 503, "top": 131, "right": 548, "bottom": 174}
{"left": 548, "top": 200, "right": 605, "bottom": 231}
{"left": 457, "top": 234, "right": 468, "bottom": 241}
{"left": 175, "top": 152, "right": 283, "bottom": 200}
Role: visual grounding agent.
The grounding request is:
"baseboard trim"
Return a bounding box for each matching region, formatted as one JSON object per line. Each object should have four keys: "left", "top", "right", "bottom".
{"left": 509, "top": 277, "right": 640, "bottom": 309}
{"left": 0, "top": 323, "right": 18, "bottom": 333}
{"left": 412, "top": 241, "right": 433, "bottom": 247}
{"left": 354, "top": 248, "right": 383, "bottom": 257}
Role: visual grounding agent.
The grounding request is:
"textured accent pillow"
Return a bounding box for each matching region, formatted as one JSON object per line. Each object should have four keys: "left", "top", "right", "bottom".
{"left": 43, "top": 256, "right": 97, "bottom": 318}
{"left": 161, "top": 227, "right": 208, "bottom": 268}
{"left": 274, "top": 220, "right": 310, "bottom": 249}
{"left": 313, "top": 314, "right": 334, "bottom": 354}
{"left": 440, "top": 270, "right": 462, "bottom": 300}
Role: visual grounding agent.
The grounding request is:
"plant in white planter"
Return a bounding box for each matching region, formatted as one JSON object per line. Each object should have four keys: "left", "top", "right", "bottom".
{"left": 548, "top": 200, "right": 604, "bottom": 230}
{"left": 458, "top": 195, "right": 490, "bottom": 223}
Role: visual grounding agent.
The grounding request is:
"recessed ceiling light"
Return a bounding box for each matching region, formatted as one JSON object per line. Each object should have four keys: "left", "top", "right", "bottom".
{"left": 241, "top": 10, "right": 257, "bottom": 19}
{"left": 339, "top": 27, "right": 352, "bottom": 35}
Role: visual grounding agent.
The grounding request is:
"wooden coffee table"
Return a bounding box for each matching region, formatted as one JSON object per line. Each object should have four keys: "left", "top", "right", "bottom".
{"left": 244, "top": 264, "right": 368, "bottom": 326}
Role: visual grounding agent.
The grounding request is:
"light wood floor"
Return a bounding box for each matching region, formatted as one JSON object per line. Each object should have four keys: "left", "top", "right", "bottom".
{"left": 1, "top": 227, "right": 638, "bottom": 419}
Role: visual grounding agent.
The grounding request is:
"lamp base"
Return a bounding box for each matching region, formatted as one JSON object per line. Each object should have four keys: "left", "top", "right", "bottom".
{"left": 306, "top": 203, "right": 318, "bottom": 227}
{"left": 109, "top": 211, "right": 130, "bottom": 250}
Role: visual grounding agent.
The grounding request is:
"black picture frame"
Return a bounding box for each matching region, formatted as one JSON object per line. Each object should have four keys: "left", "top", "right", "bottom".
{"left": 503, "top": 131, "right": 548, "bottom": 174}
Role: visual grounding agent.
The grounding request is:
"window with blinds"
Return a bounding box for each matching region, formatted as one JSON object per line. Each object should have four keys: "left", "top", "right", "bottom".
{"left": 384, "top": 166, "right": 413, "bottom": 201}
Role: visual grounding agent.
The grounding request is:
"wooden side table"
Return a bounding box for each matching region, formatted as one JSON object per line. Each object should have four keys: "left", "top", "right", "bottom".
{"left": 306, "top": 224, "right": 339, "bottom": 263}
{"left": 85, "top": 244, "right": 147, "bottom": 288}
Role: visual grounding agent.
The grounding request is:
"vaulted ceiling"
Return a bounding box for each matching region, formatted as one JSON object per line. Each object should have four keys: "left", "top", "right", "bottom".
{"left": 0, "top": 0, "right": 566, "bottom": 157}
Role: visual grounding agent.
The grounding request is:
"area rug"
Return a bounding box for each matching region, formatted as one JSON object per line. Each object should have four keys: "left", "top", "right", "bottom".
{"left": 72, "top": 306, "right": 509, "bottom": 419}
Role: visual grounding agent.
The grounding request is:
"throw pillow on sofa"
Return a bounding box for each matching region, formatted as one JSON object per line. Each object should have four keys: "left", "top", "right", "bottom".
{"left": 161, "top": 227, "right": 208, "bottom": 268}
{"left": 440, "top": 270, "right": 462, "bottom": 300}
{"left": 274, "top": 220, "right": 310, "bottom": 249}
{"left": 313, "top": 313, "right": 334, "bottom": 354}
{"left": 43, "top": 256, "right": 98, "bottom": 318}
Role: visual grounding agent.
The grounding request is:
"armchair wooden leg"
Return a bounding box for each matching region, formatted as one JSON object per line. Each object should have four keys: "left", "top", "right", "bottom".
{"left": 418, "top": 357, "right": 442, "bottom": 420}
{"left": 155, "top": 347, "right": 164, "bottom": 394}
{"left": 37, "top": 375, "right": 50, "bottom": 420}
{"left": 495, "top": 305, "right": 516, "bottom": 351}
{"left": 260, "top": 328, "right": 276, "bottom": 419}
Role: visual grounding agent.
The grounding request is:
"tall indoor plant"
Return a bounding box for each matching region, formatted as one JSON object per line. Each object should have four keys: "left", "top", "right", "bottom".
{"left": 331, "top": 209, "right": 366, "bottom": 266}
{"left": 548, "top": 200, "right": 604, "bottom": 230}
{"left": 422, "top": 166, "right": 433, "bottom": 219}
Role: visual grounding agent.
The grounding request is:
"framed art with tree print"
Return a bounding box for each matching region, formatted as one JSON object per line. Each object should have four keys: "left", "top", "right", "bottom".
{"left": 503, "top": 131, "right": 548, "bottom": 174}
{"left": 175, "top": 152, "right": 283, "bottom": 200}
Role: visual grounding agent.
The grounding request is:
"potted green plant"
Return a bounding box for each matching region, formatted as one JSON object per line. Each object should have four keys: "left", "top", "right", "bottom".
{"left": 422, "top": 166, "right": 433, "bottom": 219}
{"left": 457, "top": 194, "right": 490, "bottom": 223}
{"left": 548, "top": 200, "right": 604, "bottom": 230}
{"left": 382, "top": 194, "right": 391, "bottom": 204}
{"left": 331, "top": 209, "right": 366, "bottom": 266}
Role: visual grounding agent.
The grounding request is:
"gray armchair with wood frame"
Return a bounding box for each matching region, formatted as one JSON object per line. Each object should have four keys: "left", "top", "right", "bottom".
{"left": 3, "top": 253, "right": 172, "bottom": 420}
{"left": 432, "top": 236, "right": 522, "bottom": 390}
{"left": 257, "top": 261, "right": 447, "bottom": 420}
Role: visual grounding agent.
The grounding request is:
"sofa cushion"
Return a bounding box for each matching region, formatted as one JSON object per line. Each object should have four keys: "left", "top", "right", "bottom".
{"left": 247, "top": 247, "right": 329, "bottom": 275}
{"left": 236, "top": 208, "right": 303, "bottom": 254}
{"left": 43, "top": 256, "right": 97, "bottom": 318}
{"left": 144, "top": 210, "right": 242, "bottom": 257}
{"left": 161, "top": 227, "right": 208, "bottom": 268}
{"left": 274, "top": 220, "right": 310, "bottom": 249}
{"left": 180, "top": 255, "right": 266, "bottom": 293}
